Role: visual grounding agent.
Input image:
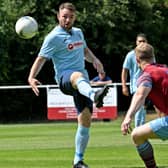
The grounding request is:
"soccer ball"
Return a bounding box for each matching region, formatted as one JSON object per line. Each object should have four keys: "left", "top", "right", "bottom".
{"left": 15, "top": 16, "right": 38, "bottom": 39}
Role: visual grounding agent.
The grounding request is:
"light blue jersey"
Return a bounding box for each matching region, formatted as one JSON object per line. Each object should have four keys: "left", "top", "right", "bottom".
{"left": 123, "top": 50, "right": 141, "bottom": 94}
{"left": 38, "top": 25, "right": 89, "bottom": 83}
{"left": 123, "top": 49, "right": 146, "bottom": 127}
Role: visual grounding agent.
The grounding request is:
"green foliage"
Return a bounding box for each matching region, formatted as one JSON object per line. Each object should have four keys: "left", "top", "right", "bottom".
{"left": 0, "top": 0, "right": 168, "bottom": 84}
{"left": 0, "top": 0, "right": 38, "bottom": 83}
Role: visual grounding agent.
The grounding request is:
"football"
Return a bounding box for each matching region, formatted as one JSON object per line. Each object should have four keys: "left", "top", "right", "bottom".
{"left": 15, "top": 16, "right": 38, "bottom": 39}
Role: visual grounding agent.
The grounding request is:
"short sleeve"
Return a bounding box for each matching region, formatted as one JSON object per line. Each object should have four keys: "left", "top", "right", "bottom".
{"left": 137, "top": 72, "right": 152, "bottom": 88}
{"left": 123, "top": 51, "right": 134, "bottom": 69}
{"left": 38, "top": 35, "right": 57, "bottom": 59}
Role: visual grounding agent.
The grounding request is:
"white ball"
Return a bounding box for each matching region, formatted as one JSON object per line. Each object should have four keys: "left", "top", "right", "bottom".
{"left": 15, "top": 16, "right": 38, "bottom": 39}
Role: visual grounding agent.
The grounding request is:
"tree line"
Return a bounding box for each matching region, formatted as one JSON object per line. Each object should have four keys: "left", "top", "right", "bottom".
{"left": 0, "top": 0, "right": 168, "bottom": 122}
{"left": 0, "top": 0, "right": 168, "bottom": 84}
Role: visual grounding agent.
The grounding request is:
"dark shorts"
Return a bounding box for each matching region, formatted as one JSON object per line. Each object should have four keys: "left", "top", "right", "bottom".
{"left": 59, "top": 70, "right": 93, "bottom": 114}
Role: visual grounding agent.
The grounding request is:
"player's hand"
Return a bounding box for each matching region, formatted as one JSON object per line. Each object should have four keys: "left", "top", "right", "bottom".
{"left": 28, "top": 78, "right": 41, "bottom": 96}
{"left": 92, "top": 58, "right": 104, "bottom": 73}
{"left": 121, "top": 117, "right": 132, "bottom": 135}
{"left": 122, "top": 86, "right": 129, "bottom": 96}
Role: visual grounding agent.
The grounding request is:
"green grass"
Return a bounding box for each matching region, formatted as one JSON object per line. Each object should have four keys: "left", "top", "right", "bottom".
{"left": 0, "top": 116, "right": 167, "bottom": 168}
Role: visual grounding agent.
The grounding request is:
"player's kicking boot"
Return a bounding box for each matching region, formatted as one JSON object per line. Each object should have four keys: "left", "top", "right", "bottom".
{"left": 94, "top": 85, "right": 109, "bottom": 108}
{"left": 73, "top": 160, "right": 89, "bottom": 168}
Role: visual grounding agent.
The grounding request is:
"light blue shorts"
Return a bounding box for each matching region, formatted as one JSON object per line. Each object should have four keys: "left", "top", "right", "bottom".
{"left": 149, "top": 116, "right": 168, "bottom": 140}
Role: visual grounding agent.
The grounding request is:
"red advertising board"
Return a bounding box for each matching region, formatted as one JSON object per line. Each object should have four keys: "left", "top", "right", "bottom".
{"left": 47, "top": 86, "right": 117, "bottom": 120}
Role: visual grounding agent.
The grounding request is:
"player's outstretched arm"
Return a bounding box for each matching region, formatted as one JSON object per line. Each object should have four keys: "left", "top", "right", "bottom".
{"left": 121, "top": 86, "right": 150, "bottom": 135}
{"left": 28, "top": 56, "right": 47, "bottom": 96}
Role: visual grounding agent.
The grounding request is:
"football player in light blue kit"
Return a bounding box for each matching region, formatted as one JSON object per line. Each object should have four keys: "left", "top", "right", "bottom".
{"left": 121, "top": 33, "right": 147, "bottom": 127}
{"left": 28, "top": 2, "right": 108, "bottom": 168}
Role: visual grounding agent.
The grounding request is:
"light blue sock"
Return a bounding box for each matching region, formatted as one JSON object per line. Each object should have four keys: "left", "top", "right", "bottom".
{"left": 76, "top": 77, "right": 95, "bottom": 101}
{"left": 74, "top": 125, "right": 89, "bottom": 165}
{"left": 134, "top": 106, "right": 146, "bottom": 127}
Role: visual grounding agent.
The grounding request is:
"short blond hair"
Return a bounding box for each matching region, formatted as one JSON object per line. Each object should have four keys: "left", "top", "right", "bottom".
{"left": 135, "top": 43, "right": 154, "bottom": 60}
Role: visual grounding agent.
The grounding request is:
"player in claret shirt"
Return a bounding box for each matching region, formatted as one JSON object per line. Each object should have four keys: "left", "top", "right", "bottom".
{"left": 121, "top": 42, "right": 168, "bottom": 168}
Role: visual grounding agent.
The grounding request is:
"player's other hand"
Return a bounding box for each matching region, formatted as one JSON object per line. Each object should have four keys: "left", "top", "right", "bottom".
{"left": 121, "top": 117, "right": 132, "bottom": 135}
{"left": 93, "top": 58, "right": 104, "bottom": 73}
{"left": 122, "top": 85, "right": 129, "bottom": 96}
{"left": 28, "top": 78, "right": 41, "bottom": 96}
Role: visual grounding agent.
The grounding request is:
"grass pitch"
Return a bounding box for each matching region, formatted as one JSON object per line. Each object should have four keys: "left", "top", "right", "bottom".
{"left": 0, "top": 115, "right": 167, "bottom": 168}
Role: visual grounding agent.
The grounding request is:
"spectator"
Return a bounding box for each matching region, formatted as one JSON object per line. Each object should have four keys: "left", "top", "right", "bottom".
{"left": 90, "top": 72, "right": 112, "bottom": 86}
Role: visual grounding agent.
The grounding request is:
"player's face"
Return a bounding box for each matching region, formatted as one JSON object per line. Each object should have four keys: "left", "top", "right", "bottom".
{"left": 57, "top": 8, "right": 76, "bottom": 31}
{"left": 136, "top": 37, "right": 147, "bottom": 46}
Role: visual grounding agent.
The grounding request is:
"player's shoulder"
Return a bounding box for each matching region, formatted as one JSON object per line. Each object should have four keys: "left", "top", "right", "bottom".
{"left": 44, "top": 26, "right": 64, "bottom": 42}
{"left": 127, "top": 50, "right": 135, "bottom": 57}
{"left": 124, "top": 50, "right": 135, "bottom": 61}
{"left": 72, "top": 27, "right": 84, "bottom": 40}
{"left": 72, "top": 27, "right": 82, "bottom": 32}
{"left": 72, "top": 27, "right": 83, "bottom": 36}
{"left": 44, "top": 26, "right": 56, "bottom": 37}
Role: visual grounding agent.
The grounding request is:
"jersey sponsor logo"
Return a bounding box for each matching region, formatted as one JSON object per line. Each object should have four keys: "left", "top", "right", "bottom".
{"left": 68, "top": 44, "right": 73, "bottom": 50}
{"left": 67, "top": 41, "right": 83, "bottom": 51}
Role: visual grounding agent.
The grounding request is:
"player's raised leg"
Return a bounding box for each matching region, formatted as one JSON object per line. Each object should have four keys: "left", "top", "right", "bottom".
{"left": 71, "top": 73, "right": 109, "bottom": 108}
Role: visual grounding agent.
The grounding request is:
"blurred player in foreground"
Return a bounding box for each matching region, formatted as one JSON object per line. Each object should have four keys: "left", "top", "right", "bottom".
{"left": 121, "top": 43, "right": 168, "bottom": 168}
{"left": 121, "top": 33, "right": 148, "bottom": 127}
{"left": 28, "top": 2, "right": 108, "bottom": 168}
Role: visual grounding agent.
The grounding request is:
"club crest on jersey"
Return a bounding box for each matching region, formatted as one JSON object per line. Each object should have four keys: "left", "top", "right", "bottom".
{"left": 67, "top": 41, "right": 83, "bottom": 51}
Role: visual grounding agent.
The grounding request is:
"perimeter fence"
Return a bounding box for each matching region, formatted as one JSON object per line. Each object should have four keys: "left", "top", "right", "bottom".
{"left": 0, "top": 83, "right": 131, "bottom": 123}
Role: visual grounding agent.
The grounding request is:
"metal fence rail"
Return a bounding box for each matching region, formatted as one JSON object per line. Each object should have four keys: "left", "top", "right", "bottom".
{"left": 0, "top": 83, "right": 129, "bottom": 90}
